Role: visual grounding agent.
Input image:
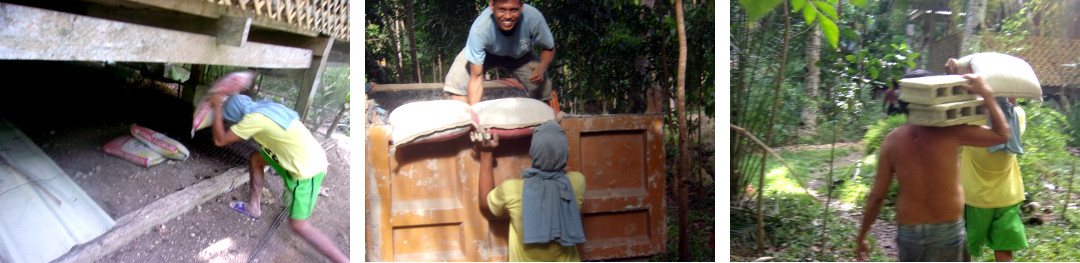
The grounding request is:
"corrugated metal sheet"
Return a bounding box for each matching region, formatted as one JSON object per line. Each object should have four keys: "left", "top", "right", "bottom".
{"left": 0, "top": 118, "right": 115, "bottom": 263}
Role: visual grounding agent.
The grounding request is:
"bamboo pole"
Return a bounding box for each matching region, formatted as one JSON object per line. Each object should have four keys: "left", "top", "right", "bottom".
{"left": 755, "top": 0, "right": 793, "bottom": 254}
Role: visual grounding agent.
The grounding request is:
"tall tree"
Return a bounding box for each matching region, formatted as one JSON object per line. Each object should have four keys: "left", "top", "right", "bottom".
{"left": 674, "top": 0, "right": 691, "bottom": 260}
{"left": 406, "top": 0, "right": 422, "bottom": 83}
{"left": 391, "top": 17, "right": 405, "bottom": 83}
{"left": 961, "top": 0, "right": 987, "bottom": 55}
{"left": 802, "top": 26, "right": 821, "bottom": 135}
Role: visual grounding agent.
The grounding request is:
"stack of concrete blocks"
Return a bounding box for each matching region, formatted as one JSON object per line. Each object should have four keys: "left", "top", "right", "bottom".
{"left": 899, "top": 75, "right": 987, "bottom": 127}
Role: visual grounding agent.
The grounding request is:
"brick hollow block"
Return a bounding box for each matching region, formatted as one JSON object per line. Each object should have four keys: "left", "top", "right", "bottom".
{"left": 899, "top": 75, "right": 977, "bottom": 105}
{"left": 907, "top": 99, "right": 987, "bottom": 127}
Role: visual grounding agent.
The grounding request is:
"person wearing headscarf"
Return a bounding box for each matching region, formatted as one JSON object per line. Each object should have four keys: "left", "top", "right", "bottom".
{"left": 209, "top": 76, "right": 348, "bottom": 263}
{"left": 477, "top": 120, "right": 586, "bottom": 261}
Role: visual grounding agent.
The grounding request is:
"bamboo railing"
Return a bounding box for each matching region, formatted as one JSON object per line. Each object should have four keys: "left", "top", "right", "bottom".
{"left": 206, "top": 0, "right": 349, "bottom": 41}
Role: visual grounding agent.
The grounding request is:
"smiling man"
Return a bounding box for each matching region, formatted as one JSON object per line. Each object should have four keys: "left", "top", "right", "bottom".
{"left": 443, "top": 0, "right": 556, "bottom": 105}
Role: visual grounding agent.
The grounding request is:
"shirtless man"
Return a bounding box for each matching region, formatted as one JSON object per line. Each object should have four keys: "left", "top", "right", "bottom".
{"left": 855, "top": 73, "right": 1011, "bottom": 262}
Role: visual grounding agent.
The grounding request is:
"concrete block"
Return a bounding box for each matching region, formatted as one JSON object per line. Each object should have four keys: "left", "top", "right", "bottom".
{"left": 907, "top": 99, "right": 987, "bottom": 127}
{"left": 899, "top": 75, "right": 977, "bottom": 105}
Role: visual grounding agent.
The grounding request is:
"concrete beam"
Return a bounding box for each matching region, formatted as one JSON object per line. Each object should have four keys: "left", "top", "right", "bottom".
{"left": 216, "top": 16, "right": 252, "bottom": 47}
{"left": 0, "top": 3, "right": 312, "bottom": 68}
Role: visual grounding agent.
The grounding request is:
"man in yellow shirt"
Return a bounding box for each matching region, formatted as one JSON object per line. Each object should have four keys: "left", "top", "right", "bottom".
{"left": 960, "top": 99, "right": 1028, "bottom": 262}
{"left": 210, "top": 91, "right": 348, "bottom": 263}
{"left": 477, "top": 120, "right": 586, "bottom": 261}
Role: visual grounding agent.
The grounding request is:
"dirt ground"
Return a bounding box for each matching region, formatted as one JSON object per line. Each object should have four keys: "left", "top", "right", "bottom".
{"left": 1, "top": 61, "right": 350, "bottom": 262}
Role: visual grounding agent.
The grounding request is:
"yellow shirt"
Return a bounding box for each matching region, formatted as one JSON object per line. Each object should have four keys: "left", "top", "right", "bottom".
{"left": 960, "top": 107, "right": 1026, "bottom": 208}
{"left": 230, "top": 113, "right": 328, "bottom": 180}
{"left": 488, "top": 171, "right": 586, "bottom": 262}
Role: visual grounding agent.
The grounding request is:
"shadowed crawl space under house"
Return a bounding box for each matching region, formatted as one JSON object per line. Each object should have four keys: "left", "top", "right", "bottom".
{"left": 0, "top": 0, "right": 350, "bottom": 262}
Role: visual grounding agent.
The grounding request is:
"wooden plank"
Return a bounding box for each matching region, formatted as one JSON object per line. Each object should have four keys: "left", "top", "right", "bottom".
{"left": 216, "top": 16, "right": 252, "bottom": 47}
{"left": 365, "top": 125, "right": 394, "bottom": 261}
{"left": 0, "top": 3, "right": 313, "bottom": 69}
{"left": 52, "top": 167, "right": 250, "bottom": 263}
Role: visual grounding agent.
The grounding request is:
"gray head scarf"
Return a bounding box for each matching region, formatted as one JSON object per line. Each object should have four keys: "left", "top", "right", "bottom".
{"left": 521, "top": 120, "right": 586, "bottom": 246}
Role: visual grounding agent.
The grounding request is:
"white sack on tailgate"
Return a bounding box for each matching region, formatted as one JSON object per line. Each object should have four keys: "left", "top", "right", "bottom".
{"left": 389, "top": 100, "right": 476, "bottom": 147}
{"left": 472, "top": 98, "right": 554, "bottom": 129}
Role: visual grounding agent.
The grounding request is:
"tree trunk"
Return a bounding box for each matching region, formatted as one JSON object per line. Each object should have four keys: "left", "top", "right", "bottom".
{"left": 961, "top": 0, "right": 987, "bottom": 55}
{"left": 387, "top": 12, "right": 405, "bottom": 83}
{"left": 675, "top": 0, "right": 690, "bottom": 260}
{"left": 1068, "top": 0, "right": 1080, "bottom": 39}
{"left": 758, "top": 0, "right": 792, "bottom": 254}
{"left": 406, "top": 0, "right": 422, "bottom": 83}
{"left": 437, "top": 52, "right": 444, "bottom": 83}
{"left": 801, "top": 27, "right": 821, "bottom": 135}
{"left": 658, "top": 0, "right": 672, "bottom": 117}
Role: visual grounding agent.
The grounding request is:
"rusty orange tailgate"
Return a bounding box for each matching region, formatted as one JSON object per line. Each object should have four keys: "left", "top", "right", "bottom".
{"left": 366, "top": 114, "right": 667, "bottom": 261}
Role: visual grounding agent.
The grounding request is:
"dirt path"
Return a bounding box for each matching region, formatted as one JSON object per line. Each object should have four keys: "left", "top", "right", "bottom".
{"left": 799, "top": 147, "right": 899, "bottom": 261}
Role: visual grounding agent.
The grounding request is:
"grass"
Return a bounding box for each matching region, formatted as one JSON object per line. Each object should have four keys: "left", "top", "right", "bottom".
{"left": 652, "top": 177, "right": 715, "bottom": 262}
{"left": 735, "top": 143, "right": 1080, "bottom": 262}
{"left": 730, "top": 145, "right": 893, "bottom": 262}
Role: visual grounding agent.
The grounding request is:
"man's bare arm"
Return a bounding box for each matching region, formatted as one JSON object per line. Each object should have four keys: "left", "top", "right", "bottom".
{"left": 856, "top": 142, "right": 895, "bottom": 261}
{"left": 529, "top": 47, "right": 556, "bottom": 84}
{"left": 477, "top": 131, "right": 499, "bottom": 215}
{"left": 467, "top": 62, "right": 486, "bottom": 105}
{"left": 956, "top": 74, "right": 1011, "bottom": 147}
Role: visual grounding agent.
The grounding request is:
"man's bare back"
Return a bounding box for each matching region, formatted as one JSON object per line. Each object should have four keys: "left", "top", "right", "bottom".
{"left": 883, "top": 125, "right": 974, "bottom": 224}
{"left": 856, "top": 74, "right": 1011, "bottom": 261}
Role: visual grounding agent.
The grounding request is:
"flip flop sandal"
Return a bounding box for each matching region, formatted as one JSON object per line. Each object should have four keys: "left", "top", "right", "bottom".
{"left": 229, "top": 201, "right": 260, "bottom": 219}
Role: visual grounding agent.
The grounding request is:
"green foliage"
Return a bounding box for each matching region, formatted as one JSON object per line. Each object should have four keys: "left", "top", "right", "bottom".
{"left": 861, "top": 114, "right": 906, "bottom": 154}
{"left": 1018, "top": 102, "right": 1074, "bottom": 201}
{"left": 731, "top": 146, "right": 889, "bottom": 261}
{"left": 738, "top": 0, "right": 784, "bottom": 21}
{"left": 997, "top": 225, "right": 1080, "bottom": 261}
{"left": 1065, "top": 102, "right": 1080, "bottom": 147}
{"left": 739, "top": 0, "right": 866, "bottom": 49}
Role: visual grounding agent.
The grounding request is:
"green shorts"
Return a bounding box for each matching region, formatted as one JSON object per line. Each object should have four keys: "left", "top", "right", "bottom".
{"left": 964, "top": 203, "right": 1028, "bottom": 257}
{"left": 261, "top": 149, "right": 325, "bottom": 220}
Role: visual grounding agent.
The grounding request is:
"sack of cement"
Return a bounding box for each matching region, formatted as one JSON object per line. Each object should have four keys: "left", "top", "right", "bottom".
{"left": 953, "top": 52, "right": 1041, "bottom": 98}
{"left": 191, "top": 71, "right": 256, "bottom": 136}
{"left": 131, "top": 124, "right": 189, "bottom": 161}
{"left": 103, "top": 135, "right": 166, "bottom": 167}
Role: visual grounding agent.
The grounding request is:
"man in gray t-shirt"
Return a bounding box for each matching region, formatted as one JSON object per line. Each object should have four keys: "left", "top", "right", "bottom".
{"left": 444, "top": 0, "right": 556, "bottom": 105}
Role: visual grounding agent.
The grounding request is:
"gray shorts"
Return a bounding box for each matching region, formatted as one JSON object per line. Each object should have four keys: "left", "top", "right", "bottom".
{"left": 897, "top": 220, "right": 968, "bottom": 262}
{"left": 443, "top": 48, "right": 552, "bottom": 101}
